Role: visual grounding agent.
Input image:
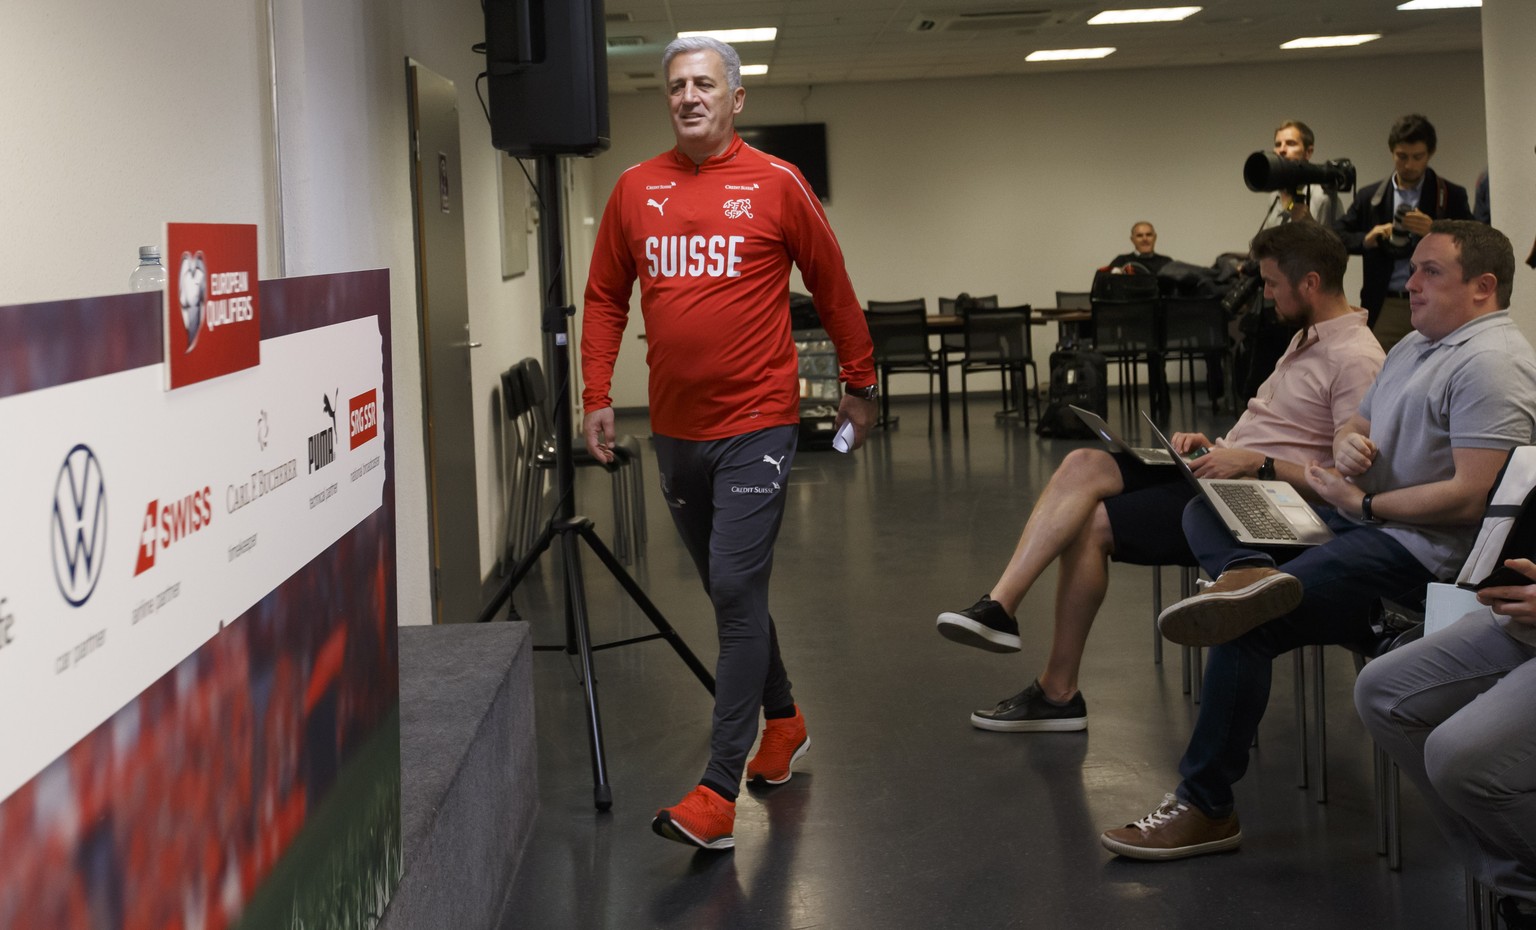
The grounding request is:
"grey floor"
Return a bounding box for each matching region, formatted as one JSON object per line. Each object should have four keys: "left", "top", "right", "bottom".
{"left": 497, "top": 390, "right": 1465, "bottom": 930}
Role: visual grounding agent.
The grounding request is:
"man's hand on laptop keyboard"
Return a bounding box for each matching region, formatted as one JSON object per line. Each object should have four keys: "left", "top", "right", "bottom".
{"left": 1189, "top": 446, "right": 1265, "bottom": 480}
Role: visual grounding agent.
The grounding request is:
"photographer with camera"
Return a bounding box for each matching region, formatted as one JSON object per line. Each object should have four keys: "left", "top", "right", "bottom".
{"left": 1232, "top": 120, "right": 1356, "bottom": 402}
{"left": 1333, "top": 113, "right": 1473, "bottom": 350}
{"left": 1259, "top": 120, "right": 1345, "bottom": 228}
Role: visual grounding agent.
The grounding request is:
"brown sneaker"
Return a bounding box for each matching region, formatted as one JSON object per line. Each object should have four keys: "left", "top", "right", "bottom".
{"left": 1156, "top": 566, "right": 1302, "bottom": 646}
{"left": 1101, "top": 793, "right": 1242, "bottom": 861}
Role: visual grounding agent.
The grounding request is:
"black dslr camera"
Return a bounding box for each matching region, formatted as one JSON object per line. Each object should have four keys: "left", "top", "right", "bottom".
{"left": 1243, "top": 151, "right": 1357, "bottom": 195}
{"left": 1379, "top": 204, "right": 1419, "bottom": 260}
{"left": 1221, "top": 258, "right": 1263, "bottom": 317}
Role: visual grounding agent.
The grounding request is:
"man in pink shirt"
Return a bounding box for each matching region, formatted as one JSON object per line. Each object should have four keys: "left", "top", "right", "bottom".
{"left": 936, "top": 221, "right": 1383, "bottom": 732}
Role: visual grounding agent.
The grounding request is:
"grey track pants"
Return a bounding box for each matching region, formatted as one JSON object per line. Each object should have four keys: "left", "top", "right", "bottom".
{"left": 653, "top": 425, "right": 798, "bottom": 793}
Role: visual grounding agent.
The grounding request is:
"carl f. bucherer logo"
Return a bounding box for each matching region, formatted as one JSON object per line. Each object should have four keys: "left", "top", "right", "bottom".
{"left": 52, "top": 444, "right": 108, "bottom": 607}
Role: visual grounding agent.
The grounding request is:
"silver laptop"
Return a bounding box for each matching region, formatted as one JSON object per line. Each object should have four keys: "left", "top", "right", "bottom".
{"left": 1069, "top": 405, "right": 1178, "bottom": 465}
{"left": 1141, "top": 411, "right": 1334, "bottom": 547}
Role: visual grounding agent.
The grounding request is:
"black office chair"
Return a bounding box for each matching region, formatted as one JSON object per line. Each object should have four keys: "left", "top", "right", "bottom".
{"left": 937, "top": 294, "right": 998, "bottom": 370}
{"left": 1052, "top": 291, "right": 1093, "bottom": 349}
{"left": 866, "top": 299, "right": 941, "bottom": 430}
{"left": 1161, "top": 296, "right": 1229, "bottom": 414}
{"left": 1090, "top": 297, "right": 1164, "bottom": 415}
{"left": 957, "top": 304, "right": 1035, "bottom": 430}
{"left": 501, "top": 357, "right": 647, "bottom": 566}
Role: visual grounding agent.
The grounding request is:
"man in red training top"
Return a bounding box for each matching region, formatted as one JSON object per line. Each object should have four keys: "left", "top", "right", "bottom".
{"left": 581, "top": 36, "right": 878, "bottom": 851}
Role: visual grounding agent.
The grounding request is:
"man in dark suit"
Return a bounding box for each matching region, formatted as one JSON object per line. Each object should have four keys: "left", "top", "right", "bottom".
{"left": 1333, "top": 113, "right": 1473, "bottom": 349}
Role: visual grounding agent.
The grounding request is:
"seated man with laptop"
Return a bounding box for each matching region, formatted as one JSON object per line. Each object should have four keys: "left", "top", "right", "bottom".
{"left": 935, "top": 221, "right": 1383, "bottom": 732}
{"left": 1104, "top": 220, "right": 1536, "bottom": 861}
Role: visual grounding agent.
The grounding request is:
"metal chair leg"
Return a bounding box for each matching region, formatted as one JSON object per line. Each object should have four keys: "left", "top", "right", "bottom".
{"left": 1312, "top": 643, "right": 1328, "bottom": 803}
{"left": 1295, "top": 648, "right": 1309, "bottom": 789}
{"left": 1151, "top": 566, "right": 1164, "bottom": 665}
{"left": 1180, "top": 568, "right": 1201, "bottom": 703}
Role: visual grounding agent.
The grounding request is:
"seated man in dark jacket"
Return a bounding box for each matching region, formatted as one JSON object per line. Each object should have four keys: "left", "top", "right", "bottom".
{"left": 1107, "top": 221, "right": 1173, "bottom": 274}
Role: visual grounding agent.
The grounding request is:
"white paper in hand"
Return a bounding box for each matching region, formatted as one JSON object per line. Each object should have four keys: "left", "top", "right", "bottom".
{"left": 832, "top": 420, "right": 855, "bottom": 453}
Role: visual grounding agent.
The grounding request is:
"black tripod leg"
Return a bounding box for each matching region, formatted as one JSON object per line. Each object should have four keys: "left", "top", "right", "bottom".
{"left": 575, "top": 521, "right": 717, "bottom": 694}
{"left": 559, "top": 525, "right": 613, "bottom": 811}
{"left": 475, "top": 522, "right": 557, "bottom": 624}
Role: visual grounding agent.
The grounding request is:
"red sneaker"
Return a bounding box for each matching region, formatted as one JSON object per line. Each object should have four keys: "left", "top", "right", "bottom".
{"left": 652, "top": 785, "right": 736, "bottom": 850}
{"left": 746, "top": 706, "right": 810, "bottom": 786}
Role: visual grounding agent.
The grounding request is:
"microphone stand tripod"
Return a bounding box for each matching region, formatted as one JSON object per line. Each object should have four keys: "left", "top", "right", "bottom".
{"left": 477, "top": 154, "right": 714, "bottom": 812}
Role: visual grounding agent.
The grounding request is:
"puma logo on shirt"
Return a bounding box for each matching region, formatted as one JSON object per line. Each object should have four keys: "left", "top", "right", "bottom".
{"left": 646, "top": 197, "right": 669, "bottom": 216}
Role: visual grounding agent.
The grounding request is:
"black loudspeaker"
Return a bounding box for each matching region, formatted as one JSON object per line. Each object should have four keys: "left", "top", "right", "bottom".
{"left": 485, "top": 0, "right": 610, "bottom": 157}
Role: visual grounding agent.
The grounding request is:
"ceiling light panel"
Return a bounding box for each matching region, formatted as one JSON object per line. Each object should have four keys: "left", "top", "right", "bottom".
{"left": 1280, "top": 34, "right": 1382, "bottom": 49}
{"left": 1088, "top": 7, "right": 1203, "bottom": 25}
{"left": 676, "top": 27, "right": 778, "bottom": 43}
{"left": 1025, "top": 47, "right": 1117, "bottom": 61}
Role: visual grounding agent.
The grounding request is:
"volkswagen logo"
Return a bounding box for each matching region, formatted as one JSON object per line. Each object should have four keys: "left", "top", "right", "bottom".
{"left": 52, "top": 444, "right": 107, "bottom": 606}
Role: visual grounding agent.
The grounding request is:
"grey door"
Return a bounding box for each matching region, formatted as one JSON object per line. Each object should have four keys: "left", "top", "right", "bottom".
{"left": 406, "top": 60, "right": 482, "bottom": 624}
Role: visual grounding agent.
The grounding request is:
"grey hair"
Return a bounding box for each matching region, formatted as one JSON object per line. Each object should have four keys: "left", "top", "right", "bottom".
{"left": 663, "top": 37, "right": 742, "bottom": 92}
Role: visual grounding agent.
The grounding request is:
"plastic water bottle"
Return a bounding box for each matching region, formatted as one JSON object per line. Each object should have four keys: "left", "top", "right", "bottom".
{"left": 129, "top": 246, "right": 167, "bottom": 291}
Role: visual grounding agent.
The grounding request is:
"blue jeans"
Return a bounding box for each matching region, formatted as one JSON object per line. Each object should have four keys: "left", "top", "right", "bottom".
{"left": 1175, "top": 500, "right": 1434, "bottom": 816}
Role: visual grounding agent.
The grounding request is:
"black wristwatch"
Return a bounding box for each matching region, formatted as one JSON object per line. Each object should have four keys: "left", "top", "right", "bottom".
{"left": 1361, "top": 493, "right": 1382, "bottom": 525}
{"left": 845, "top": 383, "right": 879, "bottom": 401}
{"left": 1257, "top": 456, "right": 1276, "bottom": 481}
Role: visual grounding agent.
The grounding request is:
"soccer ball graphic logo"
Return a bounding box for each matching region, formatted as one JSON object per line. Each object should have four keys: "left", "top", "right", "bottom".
{"left": 178, "top": 250, "right": 208, "bottom": 352}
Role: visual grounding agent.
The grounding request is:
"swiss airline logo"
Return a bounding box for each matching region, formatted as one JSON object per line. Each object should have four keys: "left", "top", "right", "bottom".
{"left": 165, "top": 222, "right": 261, "bottom": 390}
{"left": 349, "top": 389, "right": 379, "bottom": 450}
{"left": 134, "top": 488, "right": 213, "bottom": 576}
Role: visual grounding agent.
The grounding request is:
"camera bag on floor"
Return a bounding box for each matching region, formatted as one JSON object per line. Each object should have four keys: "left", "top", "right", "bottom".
{"left": 1036, "top": 349, "right": 1108, "bottom": 438}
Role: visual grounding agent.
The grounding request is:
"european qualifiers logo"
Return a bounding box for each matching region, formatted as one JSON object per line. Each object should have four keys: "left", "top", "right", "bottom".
{"left": 164, "top": 223, "right": 260, "bottom": 390}
{"left": 134, "top": 487, "right": 213, "bottom": 576}
{"left": 178, "top": 252, "right": 254, "bottom": 355}
{"left": 52, "top": 444, "right": 108, "bottom": 607}
{"left": 178, "top": 250, "right": 207, "bottom": 352}
{"left": 310, "top": 390, "right": 339, "bottom": 473}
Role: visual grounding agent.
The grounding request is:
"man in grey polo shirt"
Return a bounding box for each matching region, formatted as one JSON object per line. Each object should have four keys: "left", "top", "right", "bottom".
{"left": 1104, "top": 220, "right": 1536, "bottom": 861}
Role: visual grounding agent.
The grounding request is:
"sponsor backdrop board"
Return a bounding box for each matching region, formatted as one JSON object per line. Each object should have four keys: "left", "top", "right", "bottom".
{"left": 0, "top": 270, "right": 400, "bottom": 929}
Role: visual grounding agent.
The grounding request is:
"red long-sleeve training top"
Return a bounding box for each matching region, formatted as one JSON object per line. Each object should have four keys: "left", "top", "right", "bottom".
{"left": 581, "top": 134, "right": 875, "bottom": 441}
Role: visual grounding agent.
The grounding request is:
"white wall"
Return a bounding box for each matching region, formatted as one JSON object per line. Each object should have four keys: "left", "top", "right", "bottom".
{"left": 0, "top": 3, "right": 276, "bottom": 299}
{"left": 1484, "top": 0, "right": 1536, "bottom": 336}
{"left": 585, "top": 51, "right": 1489, "bottom": 405}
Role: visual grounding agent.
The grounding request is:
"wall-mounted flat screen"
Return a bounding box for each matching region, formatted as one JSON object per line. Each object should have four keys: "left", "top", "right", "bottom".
{"left": 737, "top": 123, "right": 831, "bottom": 203}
